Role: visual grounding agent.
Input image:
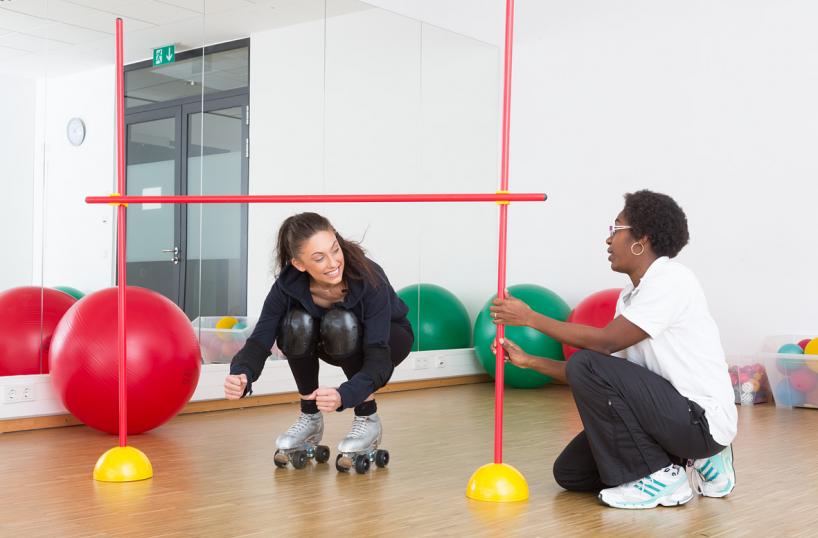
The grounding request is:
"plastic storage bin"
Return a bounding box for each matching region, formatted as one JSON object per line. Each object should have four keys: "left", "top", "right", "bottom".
{"left": 192, "top": 316, "right": 256, "bottom": 364}
{"left": 727, "top": 355, "right": 770, "bottom": 405}
{"left": 760, "top": 334, "right": 818, "bottom": 408}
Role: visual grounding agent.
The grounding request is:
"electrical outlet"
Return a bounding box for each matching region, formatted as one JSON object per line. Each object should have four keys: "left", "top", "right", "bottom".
{"left": 414, "top": 357, "right": 430, "bottom": 370}
{"left": 3, "top": 385, "right": 34, "bottom": 404}
{"left": 3, "top": 386, "right": 19, "bottom": 403}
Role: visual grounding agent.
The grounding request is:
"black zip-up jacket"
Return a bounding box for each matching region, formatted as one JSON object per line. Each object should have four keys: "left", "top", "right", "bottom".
{"left": 230, "top": 258, "right": 411, "bottom": 409}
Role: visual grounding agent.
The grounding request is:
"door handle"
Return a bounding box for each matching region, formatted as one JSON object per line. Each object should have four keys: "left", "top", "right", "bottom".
{"left": 161, "top": 246, "right": 181, "bottom": 264}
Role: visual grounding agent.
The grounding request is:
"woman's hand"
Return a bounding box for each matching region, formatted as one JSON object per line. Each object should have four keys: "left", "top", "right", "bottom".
{"left": 491, "top": 337, "right": 532, "bottom": 369}
{"left": 224, "top": 374, "right": 248, "bottom": 400}
{"left": 490, "top": 291, "right": 535, "bottom": 327}
{"left": 305, "top": 387, "right": 342, "bottom": 413}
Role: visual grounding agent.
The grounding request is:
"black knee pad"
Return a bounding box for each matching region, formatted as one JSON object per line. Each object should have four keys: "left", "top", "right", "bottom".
{"left": 278, "top": 307, "right": 318, "bottom": 359}
{"left": 320, "top": 308, "right": 362, "bottom": 360}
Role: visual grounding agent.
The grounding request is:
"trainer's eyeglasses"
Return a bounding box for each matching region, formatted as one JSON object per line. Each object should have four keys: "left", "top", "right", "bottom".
{"left": 608, "top": 225, "right": 632, "bottom": 239}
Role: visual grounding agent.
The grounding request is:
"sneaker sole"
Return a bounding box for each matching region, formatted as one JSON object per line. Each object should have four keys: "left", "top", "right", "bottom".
{"left": 699, "top": 481, "right": 735, "bottom": 498}
{"left": 598, "top": 485, "right": 695, "bottom": 510}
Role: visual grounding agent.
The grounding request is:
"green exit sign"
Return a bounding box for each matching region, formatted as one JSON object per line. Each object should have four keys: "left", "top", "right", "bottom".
{"left": 153, "top": 44, "right": 175, "bottom": 66}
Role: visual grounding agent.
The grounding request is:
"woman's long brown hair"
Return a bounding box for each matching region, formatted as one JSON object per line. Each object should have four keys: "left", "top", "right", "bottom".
{"left": 275, "top": 212, "right": 378, "bottom": 286}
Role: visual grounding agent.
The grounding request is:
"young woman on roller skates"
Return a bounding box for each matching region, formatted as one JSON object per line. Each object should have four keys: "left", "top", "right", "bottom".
{"left": 224, "top": 212, "right": 413, "bottom": 473}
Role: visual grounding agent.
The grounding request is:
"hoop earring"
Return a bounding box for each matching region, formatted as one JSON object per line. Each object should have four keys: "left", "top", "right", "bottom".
{"left": 630, "top": 242, "right": 645, "bottom": 256}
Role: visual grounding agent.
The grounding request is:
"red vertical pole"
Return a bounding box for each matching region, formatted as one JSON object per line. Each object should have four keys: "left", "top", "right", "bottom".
{"left": 494, "top": 0, "right": 515, "bottom": 465}
{"left": 500, "top": 0, "right": 515, "bottom": 194}
{"left": 115, "top": 18, "right": 128, "bottom": 448}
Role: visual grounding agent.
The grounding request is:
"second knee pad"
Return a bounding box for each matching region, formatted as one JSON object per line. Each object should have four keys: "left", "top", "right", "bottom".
{"left": 278, "top": 307, "right": 319, "bottom": 359}
{"left": 320, "top": 308, "right": 362, "bottom": 360}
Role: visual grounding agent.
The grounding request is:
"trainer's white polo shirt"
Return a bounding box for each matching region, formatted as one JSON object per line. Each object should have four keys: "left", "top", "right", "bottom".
{"left": 615, "top": 256, "right": 737, "bottom": 446}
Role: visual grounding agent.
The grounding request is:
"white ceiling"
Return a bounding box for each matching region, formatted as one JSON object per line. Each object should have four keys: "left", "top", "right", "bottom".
{"left": 0, "top": 0, "right": 370, "bottom": 78}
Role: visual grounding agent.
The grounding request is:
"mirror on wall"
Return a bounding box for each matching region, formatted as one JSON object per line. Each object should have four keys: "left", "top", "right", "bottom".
{"left": 0, "top": 1, "right": 207, "bottom": 377}
{"left": 0, "top": 0, "right": 500, "bottom": 376}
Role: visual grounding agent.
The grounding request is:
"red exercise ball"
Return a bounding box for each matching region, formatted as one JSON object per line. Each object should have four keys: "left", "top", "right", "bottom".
{"left": 562, "top": 288, "right": 622, "bottom": 360}
{"left": 0, "top": 286, "right": 77, "bottom": 375}
{"left": 50, "top": 286, "right": 201, "bottom": 435}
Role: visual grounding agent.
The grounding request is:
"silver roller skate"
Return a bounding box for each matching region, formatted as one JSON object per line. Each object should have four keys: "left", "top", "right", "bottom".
{"left": 335, "top": 413, "right": 389, "bottom": 474}
{"left": 273, "top": 412, "right": 331, "bottom": 469}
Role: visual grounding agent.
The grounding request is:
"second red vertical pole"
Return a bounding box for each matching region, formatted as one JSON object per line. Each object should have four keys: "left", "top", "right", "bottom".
{"left": 115, "top": 18, "right": 128, "bottom": 448}
{"left": 493, "top": 0, "right": 516, "bottom": 465}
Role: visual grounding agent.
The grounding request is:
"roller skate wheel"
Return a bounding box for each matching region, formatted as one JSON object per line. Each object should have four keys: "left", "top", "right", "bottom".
{"left": 315, "top": 445, "right": 331, "bottom": 464}
{"left": 336, "top": 454, "right": 353, "bottom": 472}
{"left": 290, "top": 450, "right": 308, "bottom": 469}
{"left": 354, "top": 454, "right": 370, "bottom": 474}
{"left": 375, "top": 449, "right": 389, "bottom": 468}
{"left": 273, "top": 450, "right": 289, "bottom": 468}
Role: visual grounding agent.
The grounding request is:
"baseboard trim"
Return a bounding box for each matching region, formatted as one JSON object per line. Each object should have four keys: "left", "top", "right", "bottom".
{"left": 0, "top": 374, "right": 491, "bottom": 434}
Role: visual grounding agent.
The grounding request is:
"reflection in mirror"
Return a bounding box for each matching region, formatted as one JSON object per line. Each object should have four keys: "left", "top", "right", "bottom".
{"left": 241, "top": 1, "right": 500, "bottom": 332}
{"left": 122, "top": 39, "right": 250, "bottom": 322}
{"left": 0, "top": 0, "right": 49, "bottom": 376}
{"left": 186, "top": 103, "right": 248, "bottom": 320}
{"left": 125, "top": 46, "right": 248, "bottom": 109}
{"left": 0, "top": 1, "right": 208, "bottom": 378}
{"left": 0, "top": 0, "right": 500, "bottom": 381}
{"left": 126, "top": 116, "right": 180, "bottom": 303}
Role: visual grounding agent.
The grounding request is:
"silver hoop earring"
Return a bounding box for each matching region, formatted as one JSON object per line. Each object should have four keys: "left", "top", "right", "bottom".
{"left": 630, "top": 242, "right": 645, "bottom": 256}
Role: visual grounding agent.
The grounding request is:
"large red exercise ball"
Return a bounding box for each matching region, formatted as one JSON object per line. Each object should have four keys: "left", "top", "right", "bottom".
{"left": 397, "top": 283, "right": 471, "bottom": 351}
{"left": 562, "top": 288, "right": 622, "bottom": 360}
{"left": 474, "top": 284, "right": 571, "bottom": 388}
{"left": 50, "top": 286, "right": 201, "bottom": 435}
{"left": 0, "top": 286, "right": 77, "bottom": 375}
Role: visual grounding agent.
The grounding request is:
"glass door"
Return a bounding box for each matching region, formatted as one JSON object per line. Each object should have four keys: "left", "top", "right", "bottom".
{"left": 124, "top": 110, "right": 182, "bottom": 304}
{"left": 183, "top": 95, "right": 249, "bottom": 319}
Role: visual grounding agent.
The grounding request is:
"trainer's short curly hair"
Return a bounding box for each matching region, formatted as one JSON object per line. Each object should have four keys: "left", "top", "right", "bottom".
{"left": 622, "top": 190, "right": 689, "bottom": 258}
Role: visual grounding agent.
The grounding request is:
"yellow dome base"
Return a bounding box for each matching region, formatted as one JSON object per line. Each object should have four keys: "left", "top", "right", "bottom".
{"left": 93, "top": 446, "right": 153, "bottom": 482}
{"left": 466, "top": 462, "right": 529, "bottom": 502}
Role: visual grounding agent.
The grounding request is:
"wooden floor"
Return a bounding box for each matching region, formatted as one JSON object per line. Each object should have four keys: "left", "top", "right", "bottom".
{"left": 0, "top": 383, "right": 815, "bottom": 537}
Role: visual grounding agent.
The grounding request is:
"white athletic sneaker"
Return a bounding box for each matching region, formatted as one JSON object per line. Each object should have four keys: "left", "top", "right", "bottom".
{"left": 691, "top": 445, "right": 736, "bottom": 498}
{"left": 598, "top": 464, "right": 694, "bottom": 509}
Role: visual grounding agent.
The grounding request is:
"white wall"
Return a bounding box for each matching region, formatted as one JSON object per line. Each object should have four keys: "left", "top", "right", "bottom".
{"left": 340, "top": 0, "right": 818, "bottom": 355}
{"left": 35, "top": 66, "right": 116, "bottom": 293}
{"left": 0, "top": 74, "right": 36, "bottom": 290}
{"left": 505, "top": 0, "right": 818, "bottom": 354}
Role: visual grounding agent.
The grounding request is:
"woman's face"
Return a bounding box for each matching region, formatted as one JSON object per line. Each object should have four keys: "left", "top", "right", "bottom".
{"left": 292, "top": 230, "right": 345, "bottom": 287}
{"left": 606, "top": 211, "right": 636, "bottom": 273}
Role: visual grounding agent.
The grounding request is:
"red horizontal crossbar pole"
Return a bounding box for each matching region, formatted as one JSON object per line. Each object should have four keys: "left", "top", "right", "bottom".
{"left": 87, "top": 193, "right": 546, "bottom": 205}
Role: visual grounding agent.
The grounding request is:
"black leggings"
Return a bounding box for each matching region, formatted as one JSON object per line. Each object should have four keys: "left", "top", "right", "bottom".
{"left": 554, "top": 350, "right": 725, "bottom": 491}
{"left": 284, "top": 319, "right": 413, "bottom": 399}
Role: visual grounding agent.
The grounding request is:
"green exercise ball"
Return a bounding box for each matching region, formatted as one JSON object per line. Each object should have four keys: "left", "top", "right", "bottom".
{"left": 474, "top": 284, "right": 570, "bottom": 388}
{"left": 54, "top": 286, "right": 85, "bottom": 300}
{"left": 397, "top": 283, "right": 471, "bottom": 351}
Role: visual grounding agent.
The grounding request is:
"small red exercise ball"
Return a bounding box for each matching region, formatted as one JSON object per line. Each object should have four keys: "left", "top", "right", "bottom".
{"left": 50, "top": 286, "right": 201, "bottom": 435}
{"left": 0, "top": 286, "right": 77, "bottom": 375}
{"left": 562, "top": 288, "right": 622, "bottom": 360}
